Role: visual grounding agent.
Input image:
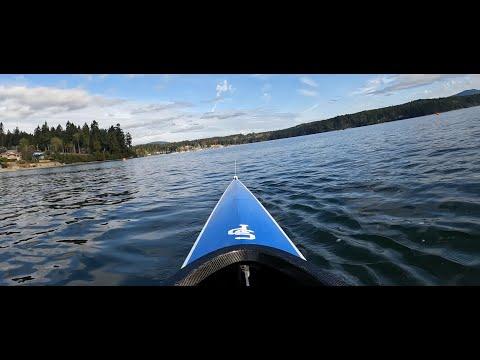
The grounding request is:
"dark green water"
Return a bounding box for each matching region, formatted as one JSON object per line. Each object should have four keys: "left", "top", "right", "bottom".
{"left": 1, "top": 106, "right": 480, "bottom": 285}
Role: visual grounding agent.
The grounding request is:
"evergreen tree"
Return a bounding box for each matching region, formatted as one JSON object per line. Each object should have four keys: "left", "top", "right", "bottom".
{"left": 126, "top": 132, "right": 132, "bottom": 148}
{"left": 0, "top": 120, "right": 133, "bottom": 160}
{"left": 13, "top": 127, "right": 20, "bottom": 147}
{"left": 90, "top": 120, "right": 101, "bottom": 153}
{"left": 19, "top": 137, "right": 30, "bottom": 160}
{"left": 50, "top": 137, "right": 63, "bottom": 153}
{"left": 82, "top": 123, "right": 90, "bottom": 152}
{"left": 0, "top": 122, "right": 4, "bottom": 147}
{"left": 73, "top": 132, "right": 82, "bottom": 154}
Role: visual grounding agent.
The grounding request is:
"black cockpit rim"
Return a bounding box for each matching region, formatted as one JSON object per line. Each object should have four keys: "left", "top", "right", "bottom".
{"left": 165, "top": 244, "right": 348, "bottom": 286}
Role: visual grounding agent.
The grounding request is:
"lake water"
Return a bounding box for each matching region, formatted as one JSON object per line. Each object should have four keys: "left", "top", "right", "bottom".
{"left": 1, "top": 106, "right": 480, "bottom": 285}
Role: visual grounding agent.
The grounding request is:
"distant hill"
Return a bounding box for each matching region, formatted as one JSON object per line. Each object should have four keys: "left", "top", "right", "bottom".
{"left": 452, "top": 89, "right": 480, "bottom": 97}
{"left": 135, "top": 93, "right": 480, "bottom": 154}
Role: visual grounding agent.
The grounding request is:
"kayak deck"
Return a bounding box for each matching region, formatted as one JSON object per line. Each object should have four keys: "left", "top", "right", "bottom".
{"left": 169, "top": 177, "right": 348, "bottom": 286}
{"left": 182, "top": 177, "right": 305, "bottom": 268}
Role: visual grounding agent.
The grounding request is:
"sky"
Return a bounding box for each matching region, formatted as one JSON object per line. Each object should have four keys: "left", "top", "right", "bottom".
{"left": 0, "top": 74, "right": 479, "bottom": 145}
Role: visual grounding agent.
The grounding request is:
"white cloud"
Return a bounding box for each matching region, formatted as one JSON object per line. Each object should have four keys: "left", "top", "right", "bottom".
{"left": 302, "top": 103, "right": 319, "bottom": 113}
{"left": 131, "top": 102, "right": 192, "bottom": 114}
{"left": 0, "top": 83, "right": 300, "bottom": 144}
{"left": 211, "top": 80, "right": 234, "bottom": 112}
{"left": 128, "top": 106, "right": 299, "bottom": 144}
{"left": 354, "top": 74, "right": 467, "bottom": 96}
{"left": 300, "top": 77, "right": 318, "bottom": 88}
{"left": 0, "top": 85, "right": 122, "bottom": 119}
{"left": 200, "top": 110, "right": 247, "bottom": 120}
{"left": 123, "top": 115, "right": 187, "bottom": 130}
{"left": 216, "top": 80, "right": 234, "bottom": 97}
{"left": 298, "top": 89, "right": 318, "bottom": 97}
{"left": 0, "top": 78, "right": 331, "bottom": 146}
{"left": 211, "top": 101, "right": 220, "bottom": 113}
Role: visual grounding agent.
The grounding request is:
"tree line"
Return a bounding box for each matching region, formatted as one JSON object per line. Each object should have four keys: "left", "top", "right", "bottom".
{"left": 135, "top": 93, "right": 480, "bottom": 155}
{"left": 0, "top": 120, "right": 134, "bottom": 162}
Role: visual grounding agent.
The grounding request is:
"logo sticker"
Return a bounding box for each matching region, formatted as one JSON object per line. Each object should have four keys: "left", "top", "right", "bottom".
{"left": 228, "top": 224, "right": 255, "bottom": 240}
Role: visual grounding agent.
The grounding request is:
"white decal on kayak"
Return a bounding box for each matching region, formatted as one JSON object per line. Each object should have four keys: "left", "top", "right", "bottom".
{"left": 228, "top": 224, "right": 255, "bottom": 240}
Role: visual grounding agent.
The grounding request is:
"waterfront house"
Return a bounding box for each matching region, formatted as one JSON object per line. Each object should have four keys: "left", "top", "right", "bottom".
{"left": 32, "top": 151, "right": 45, "bottom": 160}
{"left": 2, "top": 151, "right": 21, "bottom": 161}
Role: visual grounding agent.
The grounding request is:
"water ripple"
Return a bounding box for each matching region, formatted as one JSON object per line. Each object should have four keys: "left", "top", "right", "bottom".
{"left": 1, "top": 106, "right": 480, "bottom": 284}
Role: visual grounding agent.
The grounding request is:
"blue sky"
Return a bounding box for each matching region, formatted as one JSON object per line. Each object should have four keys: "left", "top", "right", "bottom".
{"left": 0, "top": 74, "right": 478, "bottom": 144}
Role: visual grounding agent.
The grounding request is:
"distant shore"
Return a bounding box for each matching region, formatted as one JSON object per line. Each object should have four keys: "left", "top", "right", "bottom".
{"left": 134, "top": 96, "right": 480, "bottom": 156}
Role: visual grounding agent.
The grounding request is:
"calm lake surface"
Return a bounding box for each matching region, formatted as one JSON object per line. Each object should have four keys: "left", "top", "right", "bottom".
{"left": 1, "top": 107, "right": 480, "bottom": 285}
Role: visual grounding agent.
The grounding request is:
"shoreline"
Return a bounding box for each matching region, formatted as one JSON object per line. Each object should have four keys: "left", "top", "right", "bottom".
{"left": 0, "top": 161, "right": 64, "bottom": 173}
{"left": 0, "top": 157, "right": 130, "bottom": 173}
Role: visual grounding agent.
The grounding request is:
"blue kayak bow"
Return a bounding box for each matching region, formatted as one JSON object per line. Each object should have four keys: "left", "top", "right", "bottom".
{"left": 182, "top": 176, "right": 306, "bottom": 268}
